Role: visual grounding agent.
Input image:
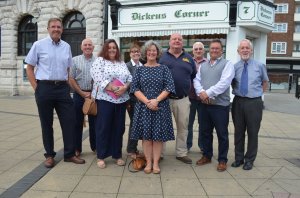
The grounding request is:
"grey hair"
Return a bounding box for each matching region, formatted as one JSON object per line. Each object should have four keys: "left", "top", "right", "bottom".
{"left": 193, "top": 42, "right": 204, "bottom": 49}
{"left": 238, "top": 39, "right": 253, "bottom": 50}
{"left": 141, "top": 40, "right": 163, "bottom": 61}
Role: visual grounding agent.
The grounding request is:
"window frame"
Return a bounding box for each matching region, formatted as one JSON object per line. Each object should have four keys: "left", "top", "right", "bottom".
{"left": 17, "top": 15, "right": 37, "bottom": 56}
{"left": 273, "top": 23, "right": 288, "bottom": 33}
{"left": 275, "top": 4, "right": 288, "bottom": 14}
{"left": 271, "top": 42, "right": 287, "bottom": 54}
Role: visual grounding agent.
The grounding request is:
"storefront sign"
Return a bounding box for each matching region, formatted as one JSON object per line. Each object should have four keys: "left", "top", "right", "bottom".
{"left": 237, "top": 1, "right": 274, "bottom": 26}
{"left": 118, "top": 2, "right": 229, "bottom": 26}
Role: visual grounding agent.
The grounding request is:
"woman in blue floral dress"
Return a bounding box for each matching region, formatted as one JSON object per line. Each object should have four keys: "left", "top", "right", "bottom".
{"left": 130, "top": 40, "right": 175, "bottom": 174}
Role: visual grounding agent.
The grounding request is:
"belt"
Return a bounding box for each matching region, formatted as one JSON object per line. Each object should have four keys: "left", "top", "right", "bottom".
{"left": 169, "top": 94, "right": 187, "bottom": 100}
{"left": 235, "top": 96, "right": 262, "bottom": 100}
{"left": 37, "top": 80, "right": 67, "bottom": 85}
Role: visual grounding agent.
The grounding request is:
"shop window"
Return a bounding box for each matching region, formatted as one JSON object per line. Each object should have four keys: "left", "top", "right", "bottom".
{"left": 275, "top": 4, "right": 288, "bottom": 14}
{"left": 62, "top": 11, "right": 86, "bottom": 56}
{"left": 273, "top": 23, "right": 287, "bottom": 33}
{"left": 271, "top": 42, "right": 286, "bottom": 54}
{"left": 18, "top": 15, "right": 37, "bottom": 56}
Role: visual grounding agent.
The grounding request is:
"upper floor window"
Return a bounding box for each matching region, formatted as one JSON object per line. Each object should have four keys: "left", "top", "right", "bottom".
{"left": 293, "top": 43, "right": 300, "bottom": 52}
{"left": 62, "top": 11, "right": 86, "bottom": 56}
{"left": 295, "top": 24, "right": 300, "bottom": 33}
{"left": 271, "top": 42, "right": 286, "bottom": 54}
{"left": 296, "top": 6, "right": 300, "bottom": 13}
{"left": 275, "top": 4, "right": 288, "bottom": 14}
{"left": 18, "top": 15, "right": 37, "bottom": 56}
{"left": 273, "top": 23, "right": 288, "bottom": 33}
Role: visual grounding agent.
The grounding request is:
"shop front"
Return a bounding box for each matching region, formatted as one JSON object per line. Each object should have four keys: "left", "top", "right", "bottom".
{"left": 108, "top": 0, "right": 275, "bottom": 63}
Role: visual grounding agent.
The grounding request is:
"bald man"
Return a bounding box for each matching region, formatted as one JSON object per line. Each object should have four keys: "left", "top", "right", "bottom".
{"left": 159, "top": 33, "right": 197, "bottom": 164}
{"left": 69, "top": 38, "right": 96, "bottom": 156}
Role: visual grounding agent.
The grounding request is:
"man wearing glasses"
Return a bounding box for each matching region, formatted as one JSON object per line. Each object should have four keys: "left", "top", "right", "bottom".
{"left": 187, "top": 42, "right": 207, "bottom": 153}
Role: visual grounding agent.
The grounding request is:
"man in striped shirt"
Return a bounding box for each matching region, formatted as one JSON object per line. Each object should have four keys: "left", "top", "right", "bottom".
{"left": 69, "top": 38, "right": 96, "bottom": 156}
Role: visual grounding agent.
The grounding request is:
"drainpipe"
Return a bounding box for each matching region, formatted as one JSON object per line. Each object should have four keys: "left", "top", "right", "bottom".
{"left": 103, "top": 0, "right": 108, "bottom": 40}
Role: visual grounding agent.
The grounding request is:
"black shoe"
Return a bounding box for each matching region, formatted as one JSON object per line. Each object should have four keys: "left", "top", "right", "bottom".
{"left": 231, "top": 160, "right": 244, "bottom": 168}
{"left": 243, "top": 162, "right": 253, "bottom": 170}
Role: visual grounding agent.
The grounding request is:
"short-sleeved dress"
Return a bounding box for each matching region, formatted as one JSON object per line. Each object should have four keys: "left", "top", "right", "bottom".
{"left": 130, "top": 64, "right": 175, "bottom": 142}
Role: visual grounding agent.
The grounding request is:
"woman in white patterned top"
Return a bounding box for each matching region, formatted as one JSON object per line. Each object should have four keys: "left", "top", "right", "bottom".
{"left": 91, "top": 39, "right": 132, "bottom": 169}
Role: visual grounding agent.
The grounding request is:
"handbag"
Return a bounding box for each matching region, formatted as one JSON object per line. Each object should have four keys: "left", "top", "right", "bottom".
{"left": 82, "top": 98, "right": 97, "bottom": 116}
{"left": 82, "top": 86, "right": 98, "bottom": 116}
{"left": 128, "top": 155, "right": 146, "bottom": 172}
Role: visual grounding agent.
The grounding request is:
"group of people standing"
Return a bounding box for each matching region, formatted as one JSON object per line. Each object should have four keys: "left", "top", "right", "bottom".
{"left": 25, "top": 17, "right": 269, "bottom": 174}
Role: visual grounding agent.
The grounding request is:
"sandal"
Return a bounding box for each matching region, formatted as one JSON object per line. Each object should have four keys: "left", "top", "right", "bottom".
{"left": 97, "top": 159, "right": 106, "bottom": 169}
{"left": 116, "top": 158, "right": 125, "bottom": 166}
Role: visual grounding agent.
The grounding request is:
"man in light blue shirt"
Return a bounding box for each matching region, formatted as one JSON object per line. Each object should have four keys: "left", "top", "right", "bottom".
{"left": 231, "top": 39, "right": 269, "bottom": 170}
{"left": 26, "top": 18, "right": 85, "bottom": 168}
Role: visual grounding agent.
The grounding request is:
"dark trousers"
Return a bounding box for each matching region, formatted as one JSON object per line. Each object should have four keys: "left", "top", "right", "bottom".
{"left": 73, "top": 93, "right": 96, "bottom": 152}
{"left": 35, "top": 82, "right": 75, "bottom": 159}
{"left": 126, "top": 99, "right": 138, "bottom": 153}
{"left": 232, "top": 96, "right": 263, "bottom": 163}
{"left": 199, "top": 103, "right": 229, "bottom": 163}
{"left": 187, "top": 98, "right": 204, "bottom": 150}
{"left": 96, "top": 100, "right": 126, "bottom": 159}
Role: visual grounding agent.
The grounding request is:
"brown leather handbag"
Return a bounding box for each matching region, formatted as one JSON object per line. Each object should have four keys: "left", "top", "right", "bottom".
{"left": 82, "top": 98, "right": 97, "bottom": 116}
{"left": 82, "top": 86, "right": 98, "bottom": 116}
{"left": 128, "top": 156, "right": 146, "bottom": 172}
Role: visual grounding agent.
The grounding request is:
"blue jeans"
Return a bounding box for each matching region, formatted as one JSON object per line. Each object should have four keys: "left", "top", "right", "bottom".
{"left": 199, "top": 103, "right": 229, "bottom": 163}
{"left": 73, "top": 93, "right": 96, "bottom": 152}
{"left": 187, "top": 98, "right": 203, "bottom": 151}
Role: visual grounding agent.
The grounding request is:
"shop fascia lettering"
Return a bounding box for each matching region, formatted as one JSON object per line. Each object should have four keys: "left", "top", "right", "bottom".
{"left": 131, "top": 10, "right": 210, "bottom": 21}
{"left": 118, "top": 2, "right": 229, "bottom": 25}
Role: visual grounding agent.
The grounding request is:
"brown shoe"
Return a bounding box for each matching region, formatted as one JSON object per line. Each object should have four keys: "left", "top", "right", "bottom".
{"left": 217, "top": 162, "right": 227, "bottom": 172}
{"left": 196, "top": 156, "right": 211, "bottom": 166}
{"left": 64, "top": 156, "right": 85, "bottom": 164}
{"left": 44, "top": 157, "right": 55, "bottom": 168}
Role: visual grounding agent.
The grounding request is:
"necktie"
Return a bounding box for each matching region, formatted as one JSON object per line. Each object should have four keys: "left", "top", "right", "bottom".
{"left": 240, "top": 62, "right": 248, "bottom": 96}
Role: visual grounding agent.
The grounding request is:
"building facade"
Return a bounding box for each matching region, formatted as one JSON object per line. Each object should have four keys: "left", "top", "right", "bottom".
{"left": 0, "top": 0, "right": 275, "bottom": 95}
{"left": 267, "top": 0, "right": 300, "bottom": 92}
{"left": 0, "top": 0, "right": 104, "bottom": 95}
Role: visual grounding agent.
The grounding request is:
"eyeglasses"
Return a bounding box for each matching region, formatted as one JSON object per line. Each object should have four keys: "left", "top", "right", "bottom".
{"left": 130, "top": 50, "right": 140, "bottom": 53}
{"left": 194, "top": 48, "right": 203, "bottom": 51}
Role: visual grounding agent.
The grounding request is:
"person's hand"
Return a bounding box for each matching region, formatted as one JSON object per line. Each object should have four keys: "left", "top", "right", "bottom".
{"left": 114, "top": 85, "right": 127, "bottom": 96}
{"left": 81, "top": 91, "right": 91, "bottom": 98}
{"left": 146, "top": 99, "right": 159, "bottom": 111}
{"left": 199, "top": 91, "right": 209, "bottom": 104}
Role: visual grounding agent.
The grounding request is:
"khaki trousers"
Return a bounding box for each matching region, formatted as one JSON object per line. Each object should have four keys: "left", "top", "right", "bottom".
{"left": 167, "top": 97, "right": 191, "bottom": 157}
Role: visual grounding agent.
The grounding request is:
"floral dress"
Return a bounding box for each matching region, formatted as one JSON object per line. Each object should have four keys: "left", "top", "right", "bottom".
{"left": 130, "top": 64, "right": 175, "bottom": 142}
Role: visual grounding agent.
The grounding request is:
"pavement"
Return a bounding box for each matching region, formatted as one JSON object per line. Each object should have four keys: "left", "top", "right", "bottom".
{"left": 0, "top": 93, "right": 299, "bottom": 198}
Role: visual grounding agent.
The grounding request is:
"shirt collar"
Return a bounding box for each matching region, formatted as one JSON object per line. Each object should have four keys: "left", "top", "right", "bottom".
{"left": 47, "top": 36, "right": 61, "bottom": 46}
{"left": 130, "top": 59, "right": 142, "bottom": 67}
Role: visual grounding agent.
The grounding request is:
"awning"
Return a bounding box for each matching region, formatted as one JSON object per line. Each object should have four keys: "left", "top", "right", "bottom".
{"left": 111, "top": 27, "right": 229, "bottom": 37}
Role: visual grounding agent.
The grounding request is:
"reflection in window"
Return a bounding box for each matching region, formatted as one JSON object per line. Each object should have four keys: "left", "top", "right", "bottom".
{"left": 18, "top": 16, "right": 37, "bottom": 56}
